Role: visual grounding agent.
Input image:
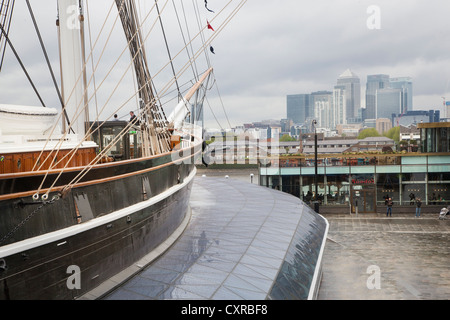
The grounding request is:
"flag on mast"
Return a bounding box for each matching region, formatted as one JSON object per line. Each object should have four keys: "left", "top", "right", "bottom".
{"left": 207, "top": 20, "right": 214, "bottom": 31}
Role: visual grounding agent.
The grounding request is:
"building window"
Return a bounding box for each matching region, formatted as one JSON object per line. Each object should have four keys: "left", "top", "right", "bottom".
{"left": 376, "top": 173, "right": 399, "bottom": 206}
{"left": 301, "top": 175, "right": 325, "bottom": 203}
{"left": 428, "top": 173, "right": 450, "bottom": 205}
{"left": 326, "top": 174, "right": 350, "bottom": 205}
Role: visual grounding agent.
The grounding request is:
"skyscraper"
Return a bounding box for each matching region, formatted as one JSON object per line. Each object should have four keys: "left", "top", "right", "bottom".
{"left": 376, "top": 88, "right": 402, "bottom": 121}
{"left": 287, "top": 94, "right": 311, "bottom": 124}
{"left": 390, "top": 77, "right": 413, "bottom": 114}
{"left": 337, "top": 69, "right": 361, "bottom": 120}
{"left": 366, "top": 74, "right": 390, "bottom": 120}
{"left": 311, "top": 91, "right": 333, "bottom": 129}
{"left": 333, "top": 85, "right": 347, "bottom": 126}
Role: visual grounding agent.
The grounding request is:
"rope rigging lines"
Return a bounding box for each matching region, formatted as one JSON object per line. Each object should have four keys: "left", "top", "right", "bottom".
{"left": 0, "top": 0, "right": 14, "bottom": 72}
{"left": 19, "top": 0, "right": 247, "bottom": 198}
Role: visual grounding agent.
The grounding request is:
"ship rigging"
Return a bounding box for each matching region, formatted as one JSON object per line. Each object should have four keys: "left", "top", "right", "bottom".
{"left": 0, "top": 0, "right": 246, "bottom": 300}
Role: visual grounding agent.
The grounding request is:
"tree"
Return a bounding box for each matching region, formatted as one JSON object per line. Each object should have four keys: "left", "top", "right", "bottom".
{"left": 358, "top": 128, "right": 381, "bottom": 139}
{"left": 384, "top": 126, "right": 400, "bottom": 143}
{"left": 280, "top": 134, "right": 296, "bottom": 142}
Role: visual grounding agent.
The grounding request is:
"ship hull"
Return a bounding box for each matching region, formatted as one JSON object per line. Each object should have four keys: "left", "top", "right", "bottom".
{"left": 0, "top": 144, "right": 200, "bottom": 299}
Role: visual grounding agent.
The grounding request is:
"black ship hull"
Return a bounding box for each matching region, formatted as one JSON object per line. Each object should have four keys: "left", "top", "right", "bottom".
{"left": 0, "top": 145, "right": 200, "bottom": 299}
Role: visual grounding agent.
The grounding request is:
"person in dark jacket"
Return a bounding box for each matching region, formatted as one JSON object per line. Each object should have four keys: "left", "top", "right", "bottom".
{"left": 129, "top": 111, "right": 137, "bottom": 123}
{"left": 415, "top": 198, "right": 422, "bottom": 218}
{"left": 386, "top": 198, "right": 393, "bottom": 217}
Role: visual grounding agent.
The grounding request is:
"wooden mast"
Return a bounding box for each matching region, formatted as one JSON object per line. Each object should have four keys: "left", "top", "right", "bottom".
{"left": 115, "top": 0, "right": 171, "bottom": 156}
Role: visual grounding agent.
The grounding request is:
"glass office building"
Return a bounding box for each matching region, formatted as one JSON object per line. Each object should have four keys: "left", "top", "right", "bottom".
{"left": 337, "top": 69, "right": 361, "bottom": 120}
{"left": 366, "top": 74, "right": 390, "bottom": 120}
{"left": 287, "top": 94, "right": 311, "bottom": 124}
{"left": 376, "top": 88, "right": 402, "bottom": 120}
{"left": 390, "top": 77, "right": 413, "bottom": 113}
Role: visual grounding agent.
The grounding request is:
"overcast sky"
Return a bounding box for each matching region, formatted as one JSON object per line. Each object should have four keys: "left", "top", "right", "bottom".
{"left": 1, "top": 0, "right": 450, "bottom": 129}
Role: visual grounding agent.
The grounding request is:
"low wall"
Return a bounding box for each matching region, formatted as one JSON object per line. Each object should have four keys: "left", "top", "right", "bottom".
{"left": 316, "top": 204, "right": 445, "bottom": 215}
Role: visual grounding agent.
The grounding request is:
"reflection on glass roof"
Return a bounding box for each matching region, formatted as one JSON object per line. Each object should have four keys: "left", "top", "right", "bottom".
{"left": 104, "top": 176, "right": 328, "bottom": 300}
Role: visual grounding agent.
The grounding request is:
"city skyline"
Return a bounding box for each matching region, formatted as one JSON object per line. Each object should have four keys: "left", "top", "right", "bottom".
{"left": 207, "top": 1, "right": 450, "bottom": 128}
{"left": 286, "top": 69, "right": 418, "bottom": 130}
{"left": 212, "top": 67, "right": 440, "bottom": 131}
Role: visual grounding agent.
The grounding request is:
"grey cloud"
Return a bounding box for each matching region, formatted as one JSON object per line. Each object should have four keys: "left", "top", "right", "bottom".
{"left": 1, "top": 0, "right": 450, "bottom": 129}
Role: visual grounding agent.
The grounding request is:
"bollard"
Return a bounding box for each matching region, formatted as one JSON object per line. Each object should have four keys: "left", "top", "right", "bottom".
{"left": 314, "top": 201, "right": 319, "bottom": 214}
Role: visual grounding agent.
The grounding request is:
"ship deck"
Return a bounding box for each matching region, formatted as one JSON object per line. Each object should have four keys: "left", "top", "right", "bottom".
{"left": 82, "top": 173, "right": 328, "bottom": 300}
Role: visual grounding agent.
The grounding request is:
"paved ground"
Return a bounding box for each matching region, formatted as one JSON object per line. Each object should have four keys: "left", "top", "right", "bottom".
{"left": 318, "top": 213, "right": 450, "bottom": 300}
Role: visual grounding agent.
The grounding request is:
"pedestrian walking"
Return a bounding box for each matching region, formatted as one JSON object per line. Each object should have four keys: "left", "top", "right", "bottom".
{"left": 409, "top": 193, "right": 415, "bottom": 205}
{"left": 386, "top": 198, "right": 393, "bottom": 217}
{"left": 415, "top": 198, "right": 422, "bottom": 218}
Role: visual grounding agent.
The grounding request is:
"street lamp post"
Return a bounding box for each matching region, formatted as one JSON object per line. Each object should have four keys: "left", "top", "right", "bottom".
{"left": 313, "top": 120, "right": 319, "bottom": 213}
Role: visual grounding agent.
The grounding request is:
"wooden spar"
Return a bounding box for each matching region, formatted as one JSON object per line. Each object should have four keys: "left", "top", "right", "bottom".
{"left": 167, "top": 68, "right": 213, "bottom": 130}
{"left": 184, "top": 67, "right": 213, "bottom": 102}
